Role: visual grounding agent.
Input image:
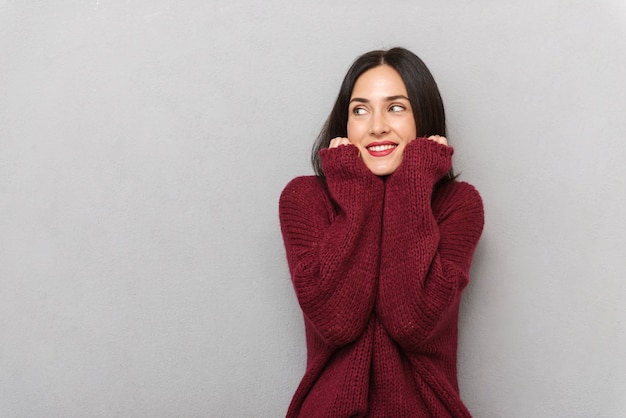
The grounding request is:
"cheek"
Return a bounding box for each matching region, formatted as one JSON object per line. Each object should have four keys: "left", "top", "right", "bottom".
{"left": 398, "top": 120, "right": 417, "bottom": 139}
{"left": 346, "top": 120, "right": 362, "bottom": 143}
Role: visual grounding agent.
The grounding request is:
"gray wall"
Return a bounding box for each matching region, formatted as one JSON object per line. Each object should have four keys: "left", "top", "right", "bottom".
{"left": 1, "top": 1, "right": 625, "bottom": 417}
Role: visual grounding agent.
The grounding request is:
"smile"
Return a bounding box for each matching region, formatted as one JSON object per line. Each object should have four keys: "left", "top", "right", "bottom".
{"left": 366, "top": 142, "right": 397, "bottom": 157}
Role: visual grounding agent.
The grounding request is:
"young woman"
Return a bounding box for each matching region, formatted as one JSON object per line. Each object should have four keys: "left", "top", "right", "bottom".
{"left": 279, "top": 47, "right": 484, "bottom": 417}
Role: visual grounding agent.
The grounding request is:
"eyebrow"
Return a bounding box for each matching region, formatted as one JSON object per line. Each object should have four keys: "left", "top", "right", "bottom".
{"left": 349, "top": 95, "right": 410, "bottom": 104}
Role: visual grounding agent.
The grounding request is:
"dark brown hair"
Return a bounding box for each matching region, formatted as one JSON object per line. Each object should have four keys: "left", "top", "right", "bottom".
{"left": 312, "top": 47, "right": 454, "bottom": 180}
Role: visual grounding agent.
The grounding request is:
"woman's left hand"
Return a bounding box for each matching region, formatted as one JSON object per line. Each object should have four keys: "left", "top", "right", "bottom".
{"left": 427, "top": 135, "right": 448, "bottom": 146}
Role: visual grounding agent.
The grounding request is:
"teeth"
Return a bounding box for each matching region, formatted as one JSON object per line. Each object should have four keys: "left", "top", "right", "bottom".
{"left": 368, "top": 144, "right": 396, "bottom": 152}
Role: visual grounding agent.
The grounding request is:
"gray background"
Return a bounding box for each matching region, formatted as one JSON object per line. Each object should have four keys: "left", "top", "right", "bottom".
{"left": 2, "top": 1, "right": 625, "bottom": 417}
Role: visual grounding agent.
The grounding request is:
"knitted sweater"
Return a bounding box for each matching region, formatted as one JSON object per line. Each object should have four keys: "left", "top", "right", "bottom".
{"left": 279, "top": 138, "right": 484, "bottom": 417}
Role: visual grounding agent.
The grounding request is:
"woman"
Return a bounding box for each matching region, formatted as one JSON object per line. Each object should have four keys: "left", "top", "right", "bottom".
{"left": 279, "top": 47, "right": 484, "bottom": 417}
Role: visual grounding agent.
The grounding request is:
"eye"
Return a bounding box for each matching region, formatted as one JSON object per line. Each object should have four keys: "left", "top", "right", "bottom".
{"left": 389, "top": 104, "right": 405, "bottom": 113}
{"left": 352, "top": 107, "right": 368, "bottom": 115}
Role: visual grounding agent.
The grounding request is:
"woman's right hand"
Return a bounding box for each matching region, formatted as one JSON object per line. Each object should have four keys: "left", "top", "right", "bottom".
{"left": 329, "top": 137, "right": 352, "bottom": 148}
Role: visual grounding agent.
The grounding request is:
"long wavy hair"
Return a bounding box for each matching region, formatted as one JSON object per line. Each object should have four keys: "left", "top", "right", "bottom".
{"left": 312, "top": 47, "right": 454, "bottom": 180}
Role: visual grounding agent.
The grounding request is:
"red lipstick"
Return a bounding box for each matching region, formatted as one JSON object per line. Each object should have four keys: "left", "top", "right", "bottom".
{"left": 366, "top": 141, "right": 397, "bottom": 157}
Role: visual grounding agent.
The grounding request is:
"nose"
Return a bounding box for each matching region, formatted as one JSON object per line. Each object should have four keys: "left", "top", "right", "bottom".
{"left": 369, "top": 111, "right": 389, "bottom": 136}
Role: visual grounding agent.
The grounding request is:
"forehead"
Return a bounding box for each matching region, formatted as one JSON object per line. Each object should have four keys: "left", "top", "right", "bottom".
{"left": 351, "top": 65, "right": 408, "bottom": 97}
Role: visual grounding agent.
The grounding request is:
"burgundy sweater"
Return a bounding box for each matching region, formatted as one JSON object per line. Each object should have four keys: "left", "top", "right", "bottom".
{"left": 279, "top": 138, "right": 484, "bottom": 417}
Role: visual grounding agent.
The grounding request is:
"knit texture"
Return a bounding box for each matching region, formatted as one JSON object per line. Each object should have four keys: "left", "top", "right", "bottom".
{"left": 279, "top": 138, "right": 484, "bottom": 417}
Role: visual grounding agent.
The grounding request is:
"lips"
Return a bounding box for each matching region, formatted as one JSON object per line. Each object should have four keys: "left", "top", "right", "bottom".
{"left": 366, "top": 141, "right": 398, "bottom": 157}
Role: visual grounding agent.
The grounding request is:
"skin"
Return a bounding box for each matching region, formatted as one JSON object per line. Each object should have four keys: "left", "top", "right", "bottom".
{"left": 329, "top": 65, "right": 447, "bottom": 176}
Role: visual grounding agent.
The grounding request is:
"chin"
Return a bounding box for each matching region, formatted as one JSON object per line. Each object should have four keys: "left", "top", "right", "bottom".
{"left": 368, "top": 165, "right": 398, "bottom": 177}
{"left": 362, "top": 155, "right": 402, "bottom": 176}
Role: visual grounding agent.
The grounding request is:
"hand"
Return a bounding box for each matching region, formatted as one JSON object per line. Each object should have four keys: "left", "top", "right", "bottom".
{"left": 427, "top": 135, "right": 448, "bottom": 146}
{"left": 329, "top": 137, "right": 352, "bottom": 149}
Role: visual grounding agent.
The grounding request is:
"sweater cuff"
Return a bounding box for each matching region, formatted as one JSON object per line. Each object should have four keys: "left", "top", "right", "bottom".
{"left": 319, "top": 145, "right": 371, "bottom": 180}
{"left": 319, "top": 145, "right": 384, "bottom": 204}
{"left": 389, "top": 138, "right": 453, "bottom": 186}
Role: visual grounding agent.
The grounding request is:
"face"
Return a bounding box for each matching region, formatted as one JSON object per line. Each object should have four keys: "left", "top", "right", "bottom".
{"left": 347, "top": 65, "right": 417, "bottom": 176}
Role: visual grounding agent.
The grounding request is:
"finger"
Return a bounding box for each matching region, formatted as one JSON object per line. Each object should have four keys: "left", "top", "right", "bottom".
{"left": 329, "top": 137, "right": 341, "bottom": 148}
{"left": 428, "top": 135, "right": 448, "bottom": 146}
{"left": 329, "top": 137, "right": 350, "bottom": 148}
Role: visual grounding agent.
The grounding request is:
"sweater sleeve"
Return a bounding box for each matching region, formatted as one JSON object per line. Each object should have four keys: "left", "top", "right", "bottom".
{"left": 279, "top": 145, "right": 384, "bottom": 347}
{"left": 376, "top": 138, "right": 484, "bottom": 350}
